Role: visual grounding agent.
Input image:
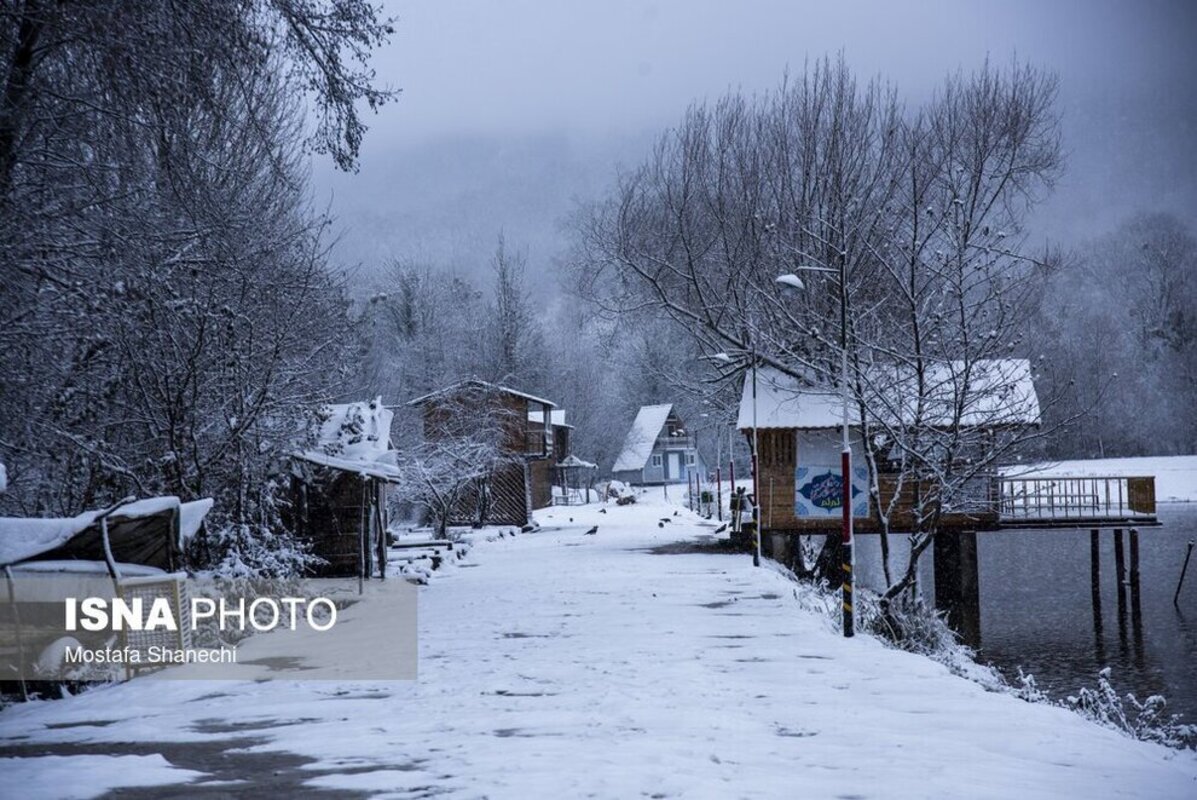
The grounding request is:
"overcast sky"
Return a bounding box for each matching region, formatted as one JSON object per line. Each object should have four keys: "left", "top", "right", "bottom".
{"left": 311, "top": 0, "right": 1197, "bottom": 287}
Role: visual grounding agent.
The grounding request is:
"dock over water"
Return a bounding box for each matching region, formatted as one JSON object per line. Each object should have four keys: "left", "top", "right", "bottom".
{"left": 997, "top": 475, "right": 1159, "bottom": 529}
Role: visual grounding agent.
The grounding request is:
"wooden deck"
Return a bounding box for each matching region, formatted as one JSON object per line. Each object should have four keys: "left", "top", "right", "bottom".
{"left": 996, "top": 475, "right": 1160, "bottom": 528}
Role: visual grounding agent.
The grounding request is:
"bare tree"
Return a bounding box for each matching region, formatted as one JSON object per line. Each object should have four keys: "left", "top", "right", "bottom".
{"left": 571, "top": 58, "right": 1065, "bottom": 605}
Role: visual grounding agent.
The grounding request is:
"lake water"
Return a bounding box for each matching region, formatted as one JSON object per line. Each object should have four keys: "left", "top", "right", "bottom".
{"left": 854, "top": 505, "right": 1197, "bottom": 723}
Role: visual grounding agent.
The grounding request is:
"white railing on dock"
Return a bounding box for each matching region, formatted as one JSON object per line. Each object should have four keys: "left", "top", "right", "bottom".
{"left": 998, "top": 475, "right": 1156, "bottom": 523}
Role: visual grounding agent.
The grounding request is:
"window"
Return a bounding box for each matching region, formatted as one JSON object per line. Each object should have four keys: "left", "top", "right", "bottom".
{"left": 651, "top": 454, "right": 662, "bottom": 467}
{"left": 686, "top": 452, "right": 696, "bottom": 466}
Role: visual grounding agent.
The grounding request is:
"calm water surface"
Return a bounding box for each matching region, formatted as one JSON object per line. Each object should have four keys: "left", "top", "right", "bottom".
{"left": 855, "top": 504, "right": 1197, "bottom": 722}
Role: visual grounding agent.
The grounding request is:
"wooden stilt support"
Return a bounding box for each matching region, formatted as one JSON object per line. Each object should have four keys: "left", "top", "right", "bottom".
{"left": 1113, "top": 529, "right": 1126, "bottom": 593}
{"left": 1113, "top": 528, "right": 1128, "bottom": 649}
{"left": 1129, "top": 528, "right": 1141, "bottom": 608}
{"left": 1090, "top": 529, "right": 1104, "bottom": 658}
{"left": 934, "top": 530, "right": 982, "bottom": 648}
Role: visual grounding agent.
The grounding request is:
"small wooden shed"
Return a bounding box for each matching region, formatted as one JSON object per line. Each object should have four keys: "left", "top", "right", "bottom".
{"left": 290, "top": 398, "right": 399, "bottom": 578}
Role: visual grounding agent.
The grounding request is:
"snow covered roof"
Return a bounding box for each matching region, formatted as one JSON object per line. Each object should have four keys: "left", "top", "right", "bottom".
{"left": 737, "top": 371, "right": 857, "bottom": 430}
{"left": 612, "top": 404, "right": 674, "bottom": 472}
{"left": 529, "top": 409, "right": 570, "bottom": 428}
{"left": 737, "top": 360, "right": 1040, "bottom": 431}
{"left": 294, "top": 450, "right": 403, "bottom": 482}
{"left": 408, "top": 380, "right": 555, "bottom": 409}
{"left": 0, "top": 496, "right": 213, "bottom": 568}
{"left": 557, "top": 454, "right": 597, "bottom": 469}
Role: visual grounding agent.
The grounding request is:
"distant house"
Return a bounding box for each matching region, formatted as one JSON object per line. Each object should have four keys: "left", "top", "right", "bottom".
{"left": 409, "top": 380, "right": 558, "bottom": 526}
{"left": 291, "top": 398, "right": 399, "bottom": 578}
{"left": 611, "top": 404, "right": 706, "bottom": 486}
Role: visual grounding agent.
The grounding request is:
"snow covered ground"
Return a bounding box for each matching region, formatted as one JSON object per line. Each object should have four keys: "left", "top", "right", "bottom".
{"left": 1002, "top": 454, "right": 1197, "bottom": 503}
{"left": 1, "top": 495, "right": 1195, "bottom": 799}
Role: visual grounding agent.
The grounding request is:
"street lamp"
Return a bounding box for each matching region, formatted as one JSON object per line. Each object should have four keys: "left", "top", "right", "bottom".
{"left": 776, "top": 267, "right": 855, "bottom": 638}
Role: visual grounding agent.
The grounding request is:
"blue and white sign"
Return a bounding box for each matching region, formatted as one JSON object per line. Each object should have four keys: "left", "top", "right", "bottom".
{"left": 795, "top": 465, "right": 870, "bottom": 519}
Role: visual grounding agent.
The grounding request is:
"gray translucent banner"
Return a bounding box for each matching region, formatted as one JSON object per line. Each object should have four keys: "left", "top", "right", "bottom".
{"left": 1, "top": 574, "right": 416, "bottom": 682}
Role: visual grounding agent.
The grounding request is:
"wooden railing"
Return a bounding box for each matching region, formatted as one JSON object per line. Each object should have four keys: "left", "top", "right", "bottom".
{"left": 998, "top": 475, "right": 1156, "bottom": 523}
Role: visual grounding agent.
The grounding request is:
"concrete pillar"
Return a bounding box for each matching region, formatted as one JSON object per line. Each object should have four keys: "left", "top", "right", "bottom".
{"left": 934, "top": 530, "right": 982, "bottom": 648}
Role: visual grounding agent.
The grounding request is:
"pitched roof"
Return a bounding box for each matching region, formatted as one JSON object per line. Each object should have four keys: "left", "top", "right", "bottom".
{"left": 612, "top": 404, "right": 674, "bottom": 472}
{"left": 408, "top": 380, "right": 555, "bottom": 409}
{"left": 738, "top": 360, "right": 1040, "bottom": 431}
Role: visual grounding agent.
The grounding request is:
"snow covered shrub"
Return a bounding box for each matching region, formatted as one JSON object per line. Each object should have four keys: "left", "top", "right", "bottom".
{"left": 186, "top": 480, "right": 322, "bottom": 580}
{"left": 1013, "top": 668, "right": 1051, "bottom": 704}
{"left": 190, "top": 520, "right": 321, "bottom": 579}
{"left": 1067, "top": 668, "right": 1197, "bottom": 749}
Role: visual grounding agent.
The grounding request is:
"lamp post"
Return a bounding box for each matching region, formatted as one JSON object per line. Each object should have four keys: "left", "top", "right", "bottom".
{"left": 776, "top": 269, "right": 854, "bottom": 638}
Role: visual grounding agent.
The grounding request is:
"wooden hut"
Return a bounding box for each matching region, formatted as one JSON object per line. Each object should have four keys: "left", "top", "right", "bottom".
{"left": 409, "top": 381, "right": 558, "bottom": 527}
{"left": 738, "top": 361, "right": 1041, "bottom": 537}
{"left": 290, "top": 398, "right": 399, "bottom": 578}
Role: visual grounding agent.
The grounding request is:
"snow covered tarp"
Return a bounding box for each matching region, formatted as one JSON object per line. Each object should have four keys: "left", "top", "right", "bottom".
{"left": 612, "top": 404, "right": 674, "bottom": 472}
{"left": 0, "top": 496, "right": 212, "bottom": 571}
{"left": 296, "top": 397, "right": 401, "bottom": 481}
{"left": 739, "top": 360, "right": 1040, "bottom": 431}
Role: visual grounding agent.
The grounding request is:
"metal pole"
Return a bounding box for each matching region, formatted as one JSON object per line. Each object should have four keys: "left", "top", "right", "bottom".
{"left": 840, "top": 257, "right": 854, "bottom": 637}
{"left": 752, "top": 342, "right": 761, "bottom": 567}
{"left": 716, "top": 467, "right": 723, "bottom": 522}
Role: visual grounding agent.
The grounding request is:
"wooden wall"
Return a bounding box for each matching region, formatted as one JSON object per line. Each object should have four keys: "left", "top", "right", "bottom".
{"left": 754, "top": 428, "right": 1000, "bottom": 534}
{"left": 291, "top": 469, "right": 387, "bottom": 577}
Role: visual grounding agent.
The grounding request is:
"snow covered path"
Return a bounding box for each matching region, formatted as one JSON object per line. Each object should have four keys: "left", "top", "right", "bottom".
{"left": 1, "top": 495, "right": 1195, "bottom": 799}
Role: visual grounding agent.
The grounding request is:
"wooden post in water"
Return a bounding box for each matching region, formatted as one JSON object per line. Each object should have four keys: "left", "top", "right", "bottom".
{"left": 1090, "top": 529, "right": 1104, "bottom": 657}
{"left": 1129, "top": 528, "right": 1141, "bottom": 610}
{"left": 933, "top": 530, "right": 982, "bottom": 648}
{"left": 1113, "top": 528, "right": 1128, "bottom": 646}
{"left": 1175, "top": 540, "right": 1194, "bottom": 607}
{"left": 1113, "top": 529, "right": 1126, "bottom": 595}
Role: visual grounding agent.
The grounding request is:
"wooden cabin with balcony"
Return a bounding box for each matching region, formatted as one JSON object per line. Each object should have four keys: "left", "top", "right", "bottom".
{"left": 611, "top": 404, "right": 707, "bottom": 486}
{"left": 409, "top": 380, "right": 558, "bottom": 526}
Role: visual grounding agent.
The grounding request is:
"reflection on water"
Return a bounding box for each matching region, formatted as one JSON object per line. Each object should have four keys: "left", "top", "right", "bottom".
{"left": 853, "top": 505, "right": 1197, "bottom": 722}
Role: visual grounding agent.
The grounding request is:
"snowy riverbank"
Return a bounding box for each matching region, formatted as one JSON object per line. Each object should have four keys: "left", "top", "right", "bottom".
{"left": 1, "top": 495, "right": 1195, "bottom": 798}
{"left": 1002, "top": 454, "right": 1197, "bottom": 503}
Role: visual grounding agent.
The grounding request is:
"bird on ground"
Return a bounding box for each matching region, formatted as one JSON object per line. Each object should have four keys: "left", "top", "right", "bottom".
{"left": 673, "top": 511, "right": 679, "bottom": 516}
{"left": 658, "top": 522, "right": 664, "bottom": 528}
{"left": 584, "top": 526, "right": 598, "bottom": 535}
{"left": 599, "top": 508, "right": 607, "bottom": 514}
